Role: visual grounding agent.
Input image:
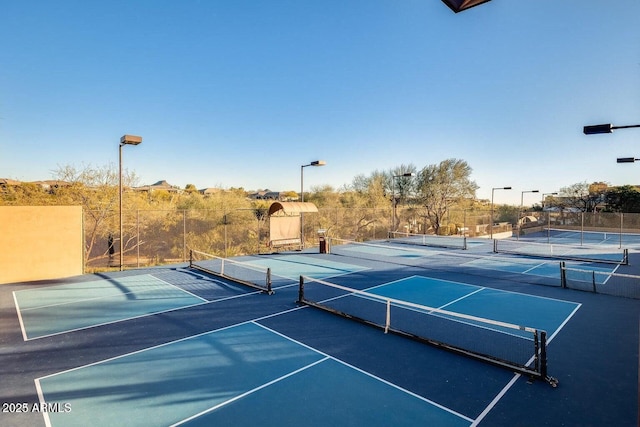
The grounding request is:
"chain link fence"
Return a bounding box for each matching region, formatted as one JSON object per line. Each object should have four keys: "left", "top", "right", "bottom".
{"left": 84, "top": 207, "right": 640, "bottom": 272}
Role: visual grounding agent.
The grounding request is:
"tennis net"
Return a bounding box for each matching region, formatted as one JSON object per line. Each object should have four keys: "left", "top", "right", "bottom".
{"left": 560, "top": 262, "right": 640, "bottom": 299}
{"left": 494, "top": 239, "right": 629, "bottom": 265}
{"left": 297, "top": 275, "right": 557, "bottom": 386}
{"left": 388, "top": 231, "right": 467, "bottom": 250}
{"left": 328, "top": 237, "right": 436, "bottom": 265}
{"left": 189, "top": 249, "right": 273, "bottom": 294}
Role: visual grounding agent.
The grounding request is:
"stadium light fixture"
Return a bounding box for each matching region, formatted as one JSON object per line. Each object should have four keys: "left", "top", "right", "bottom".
{"left": 392, "top": 173, "right": 416, "bottom": 232}
{"left": 441, "top": 0, "right": 491, "bottom": 13}
{"left": 300, "top": 160, "right": 326, "bottom": 248}
{"left": 617, "top": 157, "right": 639, "bottom": 163}
{"left": 119, "top": 135, "right": 142, "bottom": 271}
{"left": 583, "top": 123, "right": 640, "bottom": 134}
{"left": 490, "top": 186, "right": 511, "bottom": 239}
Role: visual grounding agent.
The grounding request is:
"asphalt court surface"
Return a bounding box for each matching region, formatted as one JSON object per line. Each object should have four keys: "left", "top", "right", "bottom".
{"left": 1, "top": 236, "right": 639, "bottom": 426}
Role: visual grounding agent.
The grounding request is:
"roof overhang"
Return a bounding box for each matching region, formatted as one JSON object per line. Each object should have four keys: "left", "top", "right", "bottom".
{"left": 268, "top": 202, "right": 319, "bottom": 216}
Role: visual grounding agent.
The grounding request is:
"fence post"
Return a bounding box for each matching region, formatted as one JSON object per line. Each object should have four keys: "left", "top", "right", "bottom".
{"left": 620, "top": 213, "right": 623, "bottom": 249}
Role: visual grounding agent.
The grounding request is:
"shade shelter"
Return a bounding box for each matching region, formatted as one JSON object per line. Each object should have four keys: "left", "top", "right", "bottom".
{"left": 268, "top": 202, "right": 318, "bottom": 250}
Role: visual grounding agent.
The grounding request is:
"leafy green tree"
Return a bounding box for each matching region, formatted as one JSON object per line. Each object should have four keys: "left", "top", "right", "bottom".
{"left": 604, "top": 185, "right": 640, "bottom": 213}
{"left": 415, "top": 159, "right": 478, "bottom": 234}
{"left": 558, "top": 182, "right": 606, "bottom": 212}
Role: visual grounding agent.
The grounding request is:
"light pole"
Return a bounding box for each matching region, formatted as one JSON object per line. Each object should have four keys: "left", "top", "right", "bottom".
{"left": 392, "top": 173, "right": 415, "bottom": 232}
{"left": 490, "top": 186, "right": 511, "bottom": 239}
{"left": 518, "top": 190, "right": 539, "bottom": 240}
{"left": 119, "top": 135, "right": 142, "bottom": 271}
{"left": 300, "top": 160, "right": 326, "bottom": 248}
{"left": 541, "top": 192, "right": 558, "bottom": 209}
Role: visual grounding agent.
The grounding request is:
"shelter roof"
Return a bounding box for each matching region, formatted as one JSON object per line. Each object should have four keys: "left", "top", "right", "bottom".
{"left": 268, "top": 201, "right": 318, "bottom": 216}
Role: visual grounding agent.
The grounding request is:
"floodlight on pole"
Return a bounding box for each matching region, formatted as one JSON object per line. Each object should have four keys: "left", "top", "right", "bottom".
{"left": 300, "top": 160, "right": 326, "bottom": 248}
{"left": 490, "top": 187, "right": 511, "bottom": 240}
{"left": 518, "top": 190, "right": 539, "bottom": 240}
{"left": 392, "top": 173, "right": 416, "bottom": 232}
{"left": 119, "top": 135, "right": 142, "bottom": 271}
{"left": 617, "top": 157, "right": 639, "bottom": 163}
{"left": 441, "top": 0, "right": 491, "bottom": 13}
{"left": 583, "top": 123, "right": 640, "bottom": 134}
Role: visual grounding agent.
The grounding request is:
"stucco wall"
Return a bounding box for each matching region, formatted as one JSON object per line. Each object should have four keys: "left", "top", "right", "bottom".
{"left": 0, "top": 206, "right": 83, "bottom": 284}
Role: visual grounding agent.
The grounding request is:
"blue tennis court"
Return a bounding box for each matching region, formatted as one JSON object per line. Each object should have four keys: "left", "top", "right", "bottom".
{"left": 14, "top": 275, "right": 207, "bottom": 340}
{"left": 462, "top": 255, "right": 617, "bottom": 282}
{"left": 36, "top": 322, "right": 472, "bottom": 427}
{"left": 245, "top": 254, "right": 368, "bottom": 281}
{"left": 2, "top": 239, "right": 639, "bottom": 427}
{"left": 366, "top": 276, "right": 579, "bottom": 337}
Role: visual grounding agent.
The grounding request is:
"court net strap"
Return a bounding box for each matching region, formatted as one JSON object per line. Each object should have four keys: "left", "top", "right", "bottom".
{"left": 297, "top": 275, "right": 556, "bottom": 386}
{"left": 189, "top": 249, "right": 273, "bottom": 294}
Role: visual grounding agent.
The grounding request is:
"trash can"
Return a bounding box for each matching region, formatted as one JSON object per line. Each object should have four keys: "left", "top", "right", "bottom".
{"left": 318, "top": 229, "right": 328, "bottom": 254}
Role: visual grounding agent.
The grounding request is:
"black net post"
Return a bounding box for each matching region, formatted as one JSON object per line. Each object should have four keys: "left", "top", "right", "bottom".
{"left": 266, "top": 268, "right": 273, "bottom": 295}
{"left": 560, "top": 262, "right": 567, "bottom": 288}
{"left": 297, "top": 275, "right": 305, "bottom": 304}
{"left": 539, "top": 330, "right": 549, "bottom": 381}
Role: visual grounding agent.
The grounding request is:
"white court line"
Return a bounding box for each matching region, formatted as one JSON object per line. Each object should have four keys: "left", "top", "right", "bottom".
{"left": 19, "top": 274, "right": 262, "bottom": 341}
{"left": 17, "top": 274, "right": 204, "bottom": 312}
{"left": 170, "top": 357, "right": 331, "bottom": 426}
{"left": 255, "top": 322, "right": 474, "bottom": 424}
{"left": 12, "top": 291, "right": 28, "bottom": 342}
{"left": 471, "top": 302, "right": 582, "bottom": 426}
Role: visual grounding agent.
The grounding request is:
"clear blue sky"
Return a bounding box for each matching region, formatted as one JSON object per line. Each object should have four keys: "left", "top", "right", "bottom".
{"left": 1, "top": 0, "right": 639, "bottom": 205}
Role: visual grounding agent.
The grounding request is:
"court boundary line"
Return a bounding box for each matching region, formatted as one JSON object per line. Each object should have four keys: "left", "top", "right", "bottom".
{"left": 12, "top": 291, "right": 28, "bottom": 342}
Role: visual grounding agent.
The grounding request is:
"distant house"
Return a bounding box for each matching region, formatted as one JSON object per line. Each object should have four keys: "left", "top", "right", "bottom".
{"left": 0, "top": 178, "right": 21, "bottom": 192}
{"left": 199, "top": 187, "right": 221, "bottom": 196}
{"left": 248, "top": 190, "right": 298, "bottom": 202}
{"left": 249, "top": 190, "right": 279, "bottom": 200}
{"left": 0, "top": 179, "right": 71, "bottom": 194}
{"left": 32, "top": 180, "right": 72, "bottom": 192}
{"left": 134, "top": 180, "right": 181, "bottom": 193}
